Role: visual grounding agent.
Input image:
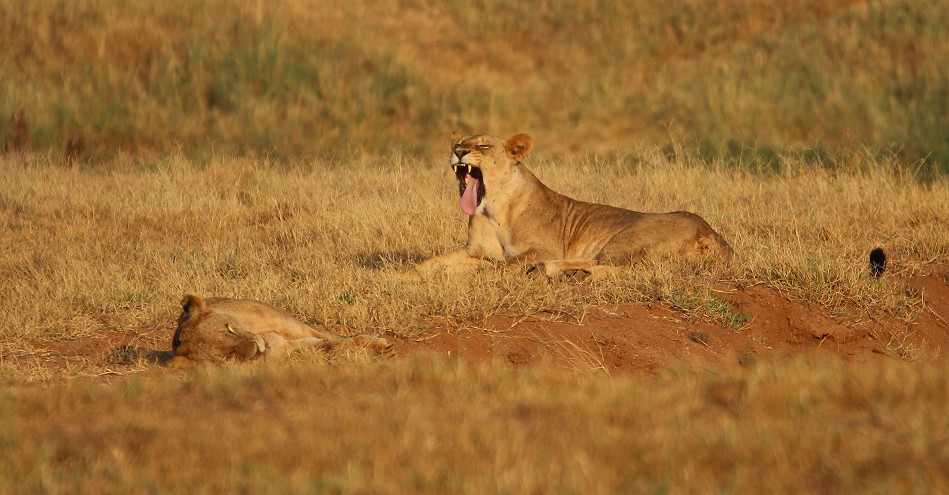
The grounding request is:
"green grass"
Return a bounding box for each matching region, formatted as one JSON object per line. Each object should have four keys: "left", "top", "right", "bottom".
{"left": 1, "top": 0, "right": 947, "bottom": 166}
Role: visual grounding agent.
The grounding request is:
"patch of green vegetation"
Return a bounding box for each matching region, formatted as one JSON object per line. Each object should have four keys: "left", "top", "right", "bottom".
{"left": 737, "top": 345, "right": 758, "bottom": 368}
{"left": 667, "top": 290, "right": 752, "bottom": 331}
{"left": 108, "top": 345, "right": 141, "bottom": 365}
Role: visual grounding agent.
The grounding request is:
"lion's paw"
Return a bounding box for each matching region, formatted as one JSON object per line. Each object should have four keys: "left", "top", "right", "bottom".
{"left": 351, "top": 334, "right": 395, "bottom": 357}
{"left": 525, "top": 262, "right": 548, "bottom": 278}
{"left": 561, "top": 269, "right": 591, "bottom": 282}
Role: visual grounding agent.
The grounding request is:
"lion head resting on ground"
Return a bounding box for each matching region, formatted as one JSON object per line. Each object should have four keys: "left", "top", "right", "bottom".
{"left": 170, "top": 295, "right": 393, "bottom": 366}
{"left": 415, "top": 133, "right": 733, "bottom": 280}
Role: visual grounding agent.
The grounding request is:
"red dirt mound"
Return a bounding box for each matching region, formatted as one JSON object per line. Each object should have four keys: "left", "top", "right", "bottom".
{"left": 396, "top": 264, "right": 949, "bottom": 376}
{"left": 25, "top": 264, "right": 949, "bottom": 379}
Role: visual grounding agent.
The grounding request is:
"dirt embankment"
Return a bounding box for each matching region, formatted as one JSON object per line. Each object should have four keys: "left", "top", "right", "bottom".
{"left": 400, "top": 265, "right": 949, "bottom": 375}
{"left": 30, "top": 264, "right": 949, "bottom": 378}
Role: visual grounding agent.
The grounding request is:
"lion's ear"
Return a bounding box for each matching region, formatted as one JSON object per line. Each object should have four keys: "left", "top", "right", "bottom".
{"left": 504, "top": 134, "right": 533, "bottom": 161}
{"left": 450, "top": 131, "right": 463, "bottom": 145}
{"left": 181, "top": 294, "right": 206, "bottom": 318}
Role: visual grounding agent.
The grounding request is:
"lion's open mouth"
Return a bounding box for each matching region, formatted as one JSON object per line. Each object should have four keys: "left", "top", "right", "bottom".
{"left": 454, "top": 164, "right": 485, "bottom": 216}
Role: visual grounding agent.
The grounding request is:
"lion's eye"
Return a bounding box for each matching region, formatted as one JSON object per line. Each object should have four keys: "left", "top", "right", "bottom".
{"left": 476, "top": 144, "right": 491, "bottom": 150}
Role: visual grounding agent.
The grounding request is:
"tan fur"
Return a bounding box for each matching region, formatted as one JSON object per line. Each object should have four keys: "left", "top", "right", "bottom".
{"left": 170, "top": 295, "right": 394, "bottom": 366}
{"left": 4, "top": 109, "right": 32, "bottom": 154}
{"left": 416, "top": 133, "right": 733, "bottom": 280}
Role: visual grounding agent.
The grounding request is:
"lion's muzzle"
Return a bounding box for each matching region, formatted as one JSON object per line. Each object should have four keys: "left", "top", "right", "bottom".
{"left": 453, "top": 163, "right": 485, "bottom": 216}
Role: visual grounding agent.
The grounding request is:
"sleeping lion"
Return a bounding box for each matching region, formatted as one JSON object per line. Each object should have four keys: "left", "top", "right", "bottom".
{"left": 170, "top": 295, "right": 393, "bottom": 366}
{"left": 416, "top": 133, "right": 733, "bottom": 280}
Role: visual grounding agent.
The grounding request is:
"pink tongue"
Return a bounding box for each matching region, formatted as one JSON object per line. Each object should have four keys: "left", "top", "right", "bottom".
{"left": 460, "top": 175, "right": 480, "bottom": 216}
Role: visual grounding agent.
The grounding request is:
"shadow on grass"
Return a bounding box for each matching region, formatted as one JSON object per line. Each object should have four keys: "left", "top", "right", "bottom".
{"left": 354, "top": 250, "right": 427, "bottom": 270}
{"left": 107, "top": 345, "right": 175, "bottom": 366}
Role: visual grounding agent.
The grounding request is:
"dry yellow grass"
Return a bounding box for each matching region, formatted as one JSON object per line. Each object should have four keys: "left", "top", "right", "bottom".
{"left": 2, "top": 355, "right": 948, "bottom": 493}
{"left": 1, "top": 146, "right": 945, "bottom": 382}
{"left": 2, "top": 2, "right": 947, "bottom": 490}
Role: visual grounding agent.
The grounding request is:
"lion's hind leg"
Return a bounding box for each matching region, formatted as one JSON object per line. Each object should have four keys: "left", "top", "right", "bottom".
{"left": 289, "top": 335, "right": 394, "bottom": 357}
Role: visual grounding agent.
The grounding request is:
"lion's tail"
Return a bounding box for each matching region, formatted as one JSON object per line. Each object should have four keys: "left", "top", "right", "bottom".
{"left": 869, "top": 247, "right": 886, "bottom": 278}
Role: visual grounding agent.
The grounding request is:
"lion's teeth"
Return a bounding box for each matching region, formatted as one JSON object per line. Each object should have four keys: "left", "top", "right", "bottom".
{"left": 466, "top": 165, "right": 472, "bottom": 174}
{"left": 465, "top": 176, "right": 470, "bottom": 185}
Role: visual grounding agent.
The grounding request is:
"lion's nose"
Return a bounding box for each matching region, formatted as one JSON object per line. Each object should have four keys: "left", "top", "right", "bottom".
{"left": 454, "top": 149, "right": 469, "bottom": 159}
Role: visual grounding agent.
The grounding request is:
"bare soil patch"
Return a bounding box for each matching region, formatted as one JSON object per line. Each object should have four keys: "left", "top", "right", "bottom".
{"left": 400, "top": 263, "right": 949, "bottom": 375}
{"left": 20, "top": 263, "right": 948, "bottom": 381}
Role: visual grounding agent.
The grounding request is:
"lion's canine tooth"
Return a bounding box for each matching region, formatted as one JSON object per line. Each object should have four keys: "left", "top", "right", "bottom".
{"left": 466, "top": 164, "right": 472, "bottom": 174}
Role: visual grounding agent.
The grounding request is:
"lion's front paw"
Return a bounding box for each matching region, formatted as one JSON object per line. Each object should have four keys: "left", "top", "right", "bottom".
{"left": 561, "top": 268, "right": 591, "bottom": 282}
{"left": 351, "top": 335, "right": 395, "bottom": 357}
{"left": 525, "top": 262, "right": 547, "bottom": 278}
{"left": 526, "top": 262, "right": 588, "bottom": 281}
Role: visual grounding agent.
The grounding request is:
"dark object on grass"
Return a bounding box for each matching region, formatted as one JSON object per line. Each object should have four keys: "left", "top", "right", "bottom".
{"left": 869, "top": 247, "right": 886, "bottom": 278}
{"left": 64, "top": 136, "right": 84, "bottom": 164}
{"left": 4, "top": 109, "right": 32, "bottom": 153}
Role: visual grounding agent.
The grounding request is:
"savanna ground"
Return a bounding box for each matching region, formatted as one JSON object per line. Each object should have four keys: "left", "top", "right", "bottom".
{"left": 3, "top": 0, "right": 949, "bottom": 492}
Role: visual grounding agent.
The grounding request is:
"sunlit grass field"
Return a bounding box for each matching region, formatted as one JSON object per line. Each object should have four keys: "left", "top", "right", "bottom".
{"left": 2, "top": 0, "right": 948, "bottom": 164}
{"left": 3, "top": 0, "right": 949, "bottom": 492}
{"left": 1, "top": 148, "right": 945, "bottom": 369}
